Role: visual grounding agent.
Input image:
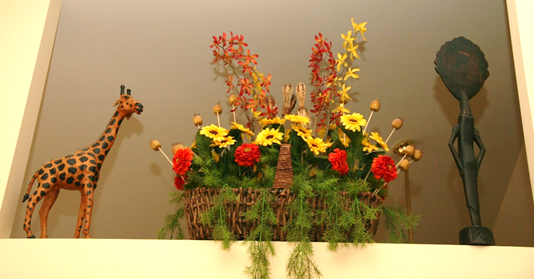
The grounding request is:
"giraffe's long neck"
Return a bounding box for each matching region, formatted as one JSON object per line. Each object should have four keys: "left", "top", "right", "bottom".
{"left": 89, "top": 109, "right": 125, "bottom": 165}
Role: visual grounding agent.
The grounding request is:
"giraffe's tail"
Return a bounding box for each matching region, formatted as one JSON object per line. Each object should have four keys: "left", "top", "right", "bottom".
{"left": 22, "top": 171, "right": 38, "bottom": 203}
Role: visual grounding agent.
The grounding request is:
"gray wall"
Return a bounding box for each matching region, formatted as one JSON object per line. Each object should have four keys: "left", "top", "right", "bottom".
{"left": 11, "top": 0, "right": 534, "bottom": 246}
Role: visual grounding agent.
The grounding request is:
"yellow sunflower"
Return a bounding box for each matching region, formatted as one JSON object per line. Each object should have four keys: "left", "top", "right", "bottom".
{"left": 231, "top": 122, "right": 254, "bottom": 137}
{"left": 254, "top": 128, "right": 284, "bottom": 146}
{"left": 304, "top": 136, "right": 333, "bottom": 155}
{"left": 291, "top": 124, "right": 312, "bottom": 138}
{"left": 340, "top": 113, "right": 366, "bottom": 132}
{"left": 361, "top": 137, "right": 379, "bottom": 153}
{"left": 259, "top": 117, "right": 286, "bottom": 126}
{"left": 200, "top": 124, "right": 228, "bottom": 141}
{"left": 369, "top": 132, "right": 389, "bottom": 152}
{"left": 284, "top": 114, "right": 310, "bottom": 124}
{"left": 211, "top": 136, "right": 236, "bottom": 148}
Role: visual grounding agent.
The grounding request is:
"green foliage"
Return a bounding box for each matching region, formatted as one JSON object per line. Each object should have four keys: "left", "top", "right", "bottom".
{"left": 243, "top": 189, "right": 277, "bottom": 278}
{"left": 286, "top": 175, "right": 321, "bottom": 279}
{"left": 200, "top": 186, "right": 237, "bottom": 250}
{"left": 383, "top": 206, "right": 420, "bottom": 243}
{"left": 286, "top": 241, "right": 321, "bottom": 279}
{"left": 157, "top": 192, "right": 185, "bottom": 239}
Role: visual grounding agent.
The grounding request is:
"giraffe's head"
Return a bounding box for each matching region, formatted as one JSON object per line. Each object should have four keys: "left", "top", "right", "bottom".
{"left": 114, "top": 85, "right": 144, "bottom": 119}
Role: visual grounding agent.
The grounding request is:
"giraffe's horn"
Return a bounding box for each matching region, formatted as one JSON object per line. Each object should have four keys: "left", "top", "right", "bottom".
{"left": 120, "top": 85, "right": 125, "bottom": 95}
{"left": 127, "top": 89, "right": 131, "bottom": 96}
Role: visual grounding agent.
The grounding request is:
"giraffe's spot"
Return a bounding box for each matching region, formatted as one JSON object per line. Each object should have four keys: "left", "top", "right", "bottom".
{"left": 87, "top": 183, "right": 93, "bottom": 188}
{"left": 102, "top": 142, "right": 109, "bottom": 149}
{"left": 89, "top": 160, "right": 96, "bottom": 165}
{"left": 58, "top": 163, "right": 65, "bottom": 171}
{"left": 66, "top": 177, "right": 74, "bottom": 184}
{"left": 50, "top": 177, "right": 57, "bottom": 183}
{"left": 36, "top": 196, "right": 40, "bottom": 202}
{"left": 124, "top": 96, "right": 130, "bottom": 100}
{"left": 33, "top": 190, "right": 37, "bottom": 195}
{"left": 38, "top": 169, "right": 44, "bottom": 175}
{"left": 75, "top": 181, "right": 81, "bottom": 187}
{"left": 40, "top": 191, "right": 46, "bottom": 197}
{"left": 54, "top": 159, "right": 62, "bottom": 164}
{"left": 44, "top": 163, "right": 52, "bottom": 168}
{"left": 120, "top": 105, "right": 124, "bottom": 109}
{"left": 79, "top": 156, "right": 88, "bottom": 162}
{"left": 98, "top": 155, "right": 104, "bottom": 161}
{"left": 89, "top": 166, "right": 96, "bottom": 173}
{"left": 105, "top": 128, "right": 112, "bottom": 134}
{"left": 118, "top": 119, "right": 123, "bottom": 125}
{"left": 99, "top": 136, "right": 105, "bottom": 142}
{"left": 110, "top": 119, "right": 116, "bottom": 125}
{"left": 87, "top": 190, "right": 92, "bottom": 195}
{"left": 76, "top": 153, "right": 83, "bottom": 157}
{"left": 88, "top": 175, "right": 95, "bottom": 181}
{"left": 49, "top": 168, "right": 56, "bottom": 175}
{"left": 114, "top": 111, "right": 119, "bottom": 117}
{"left": 68, "top": 167, "right": 77, "bottom": 174}
{"left": 107, "top": 136, "right": 114, "bottom": 142}
{"left": 42, "top": 183, "right": 50, "bottom": 189}
{"left": 93, "top": 148, "right": 101, "bottom": 154}
{"left": 77, "top": 174, "right": 85, "bottom": 181}
{"left": 79, "top": 165, "right": 87, "bottom": 171}
{"left": 105, "top": 149, "right": 110, "bottom": 155}
{"left": 81, "top": 148, "right": 89, "bottom": 151}
{"left": 65, "top": 154, "right": 73, "bottom": 159}
{"left": 59, "top": 173, "right": 66, "bottom": 180}
{"left": 67, "top": 159, "right": 77, "bottom": 166}
{"left": 41, "top": 173, "right": 48, "bottom": 180}
{"left": 92, "top": 142, "right": 100, "bottom": 148}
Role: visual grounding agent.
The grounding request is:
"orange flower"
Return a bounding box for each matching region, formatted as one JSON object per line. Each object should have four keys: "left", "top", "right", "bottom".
{"left": 172, "top": 148, "right": 194, "bottom": 176}
{"left": 371, "top": 155, "right": 397, "bottom": 183}
{"left": 235, "top": 143, "right": 261, "bottom": 167}
{"left": 328, "top": 148, "right": 349, "bottom": 176}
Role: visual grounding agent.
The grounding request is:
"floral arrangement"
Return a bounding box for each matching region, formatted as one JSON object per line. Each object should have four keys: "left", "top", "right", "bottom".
{"left": 154, "top": 18, "right": 421, "bottom": 279}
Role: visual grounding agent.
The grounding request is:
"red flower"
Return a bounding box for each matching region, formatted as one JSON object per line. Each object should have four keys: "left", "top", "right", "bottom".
{"left": 328, "top": 148, "right": 349, "bottom": 176}
{"left": 235, "top": 143, "right": 261, "bottom": 167}
{"left": 172, "top": 148, "right": 194, "bottom": 176}
{"left": 371, "top": 155, "right": 398, "bottom": 183}
{"left": 174, "top": 175, "right": 185, "bottom": 191}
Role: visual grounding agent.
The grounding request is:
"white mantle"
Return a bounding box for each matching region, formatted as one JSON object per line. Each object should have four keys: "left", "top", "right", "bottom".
{"left": 0, "top": 240, "right": 532, "bottom": 278}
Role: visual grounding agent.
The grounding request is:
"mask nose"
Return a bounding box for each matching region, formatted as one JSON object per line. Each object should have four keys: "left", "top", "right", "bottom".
{"left": 136, "top": 103, "right": 144, "bottom": 113}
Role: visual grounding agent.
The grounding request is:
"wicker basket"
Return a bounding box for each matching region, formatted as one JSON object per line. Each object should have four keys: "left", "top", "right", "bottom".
{"left": 184, "top": 187, "right": 382, "bottom": 241}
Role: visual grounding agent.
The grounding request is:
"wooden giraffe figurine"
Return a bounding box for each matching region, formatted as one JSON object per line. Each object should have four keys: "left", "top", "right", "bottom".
{"left": 22, "top": 85, "right": 143, "bottom": 238}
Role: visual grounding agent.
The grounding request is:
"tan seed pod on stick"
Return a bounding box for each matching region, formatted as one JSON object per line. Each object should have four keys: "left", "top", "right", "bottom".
{"left": 363, "top": 99, "right": 380, "bottom": 135}
{"left": 149, "top": 139, "right": 173, "bottom": 166}
{"left": 386, "top": 117, "right": 404, "bottom": 144}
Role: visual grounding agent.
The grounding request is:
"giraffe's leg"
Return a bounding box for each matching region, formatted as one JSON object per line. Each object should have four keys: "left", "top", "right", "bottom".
{"left": 82, "top": 188, "right": 95, "bottom": 239}
{"left": 38, "top": 188, "right": 59, "bottom": 238}
{"left": 23, "top": 186, "right": 44, "bottom": 238}
{"left": 74, "top": 192, "right": 87, "bottom": 238}
{"left": 23, "top": 197, "right": 37, "bottom": 238}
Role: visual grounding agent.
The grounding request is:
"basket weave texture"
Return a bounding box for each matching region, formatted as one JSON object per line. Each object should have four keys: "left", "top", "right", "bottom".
{"left": 184, "top": 187, "right": 382, "bottom": 241}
